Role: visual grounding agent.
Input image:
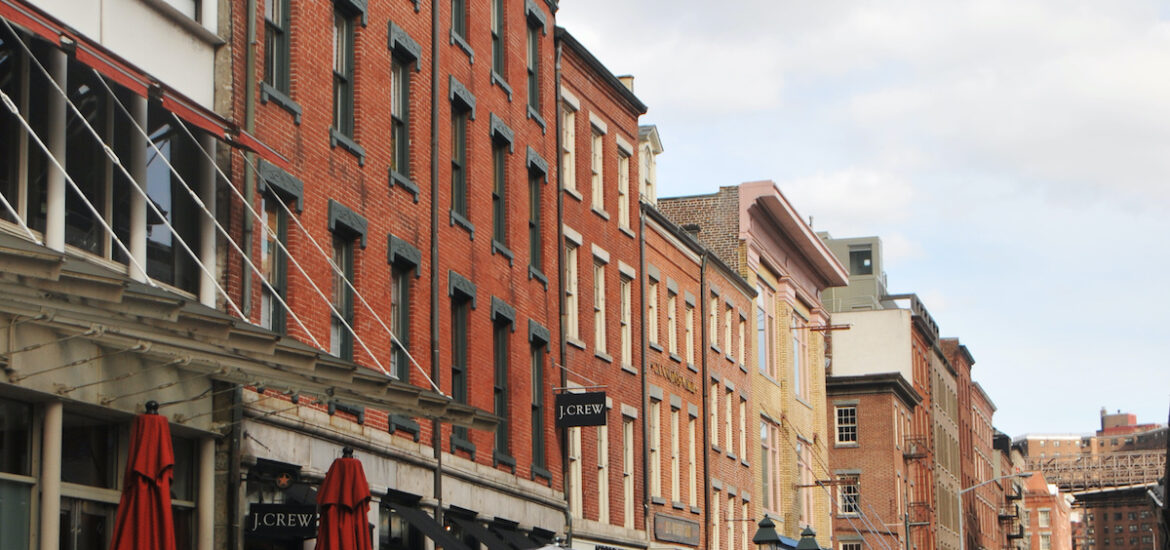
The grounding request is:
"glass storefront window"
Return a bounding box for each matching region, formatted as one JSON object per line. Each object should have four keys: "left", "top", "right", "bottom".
{"left": 61, "top": 413, "right": 120, "bottom": 489}
{"left": 0, "top": 399, "right": 31, "bottom": 475}
{"left": 379, "top": 506, "right": 425, "bottom": 550}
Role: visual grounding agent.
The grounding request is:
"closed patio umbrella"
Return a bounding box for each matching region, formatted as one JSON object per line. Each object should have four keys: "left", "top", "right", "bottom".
{"left": 109, "top": 400, "right": 177, "bottom": 550}
{"left": 315, "top": 446, "right": 373, "bottom": 550}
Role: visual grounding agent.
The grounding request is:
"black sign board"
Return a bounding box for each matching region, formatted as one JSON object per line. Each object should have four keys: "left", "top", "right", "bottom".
{"left": 554, "top": 391, "right": 607, "bottom": 428}
{"left": 246, "top": 503, "right": 319, "bottom": 539}
{"left": 654, "top": 513, "right": 701, "bottom": 546}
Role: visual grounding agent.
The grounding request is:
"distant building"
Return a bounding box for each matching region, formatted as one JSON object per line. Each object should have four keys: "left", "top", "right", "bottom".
{"left": 1022, "top": 473, "right": 1074, "bottom": 550}
{"left": 1015, "top": 411, "right": 1166, "bottom": 491}
{"left": 1072, "top": 484, "right": 1159, "bottom": 550}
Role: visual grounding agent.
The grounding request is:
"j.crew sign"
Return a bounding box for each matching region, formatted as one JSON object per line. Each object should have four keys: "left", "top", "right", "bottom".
{"left": 246, "top": 503, "right": 318, "bottom": 539}
{"left": 554, "top": 391, "right": 607, "bottom": 428}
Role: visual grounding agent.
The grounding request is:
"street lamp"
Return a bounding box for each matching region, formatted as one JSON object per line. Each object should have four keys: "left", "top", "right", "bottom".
{"left": 794, "top": 526, "right": 823, "bottom": 550}
{"left": 957, "top": 471, "right": 1033, "bottom": 550}
{"left": 753, "top": 517, "right": 784, "bottom": 550}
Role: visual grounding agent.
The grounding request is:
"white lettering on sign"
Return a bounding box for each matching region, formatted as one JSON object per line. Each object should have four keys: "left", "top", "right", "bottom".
{"left": 557, "top": 402, "right": 605, "bottom": 420}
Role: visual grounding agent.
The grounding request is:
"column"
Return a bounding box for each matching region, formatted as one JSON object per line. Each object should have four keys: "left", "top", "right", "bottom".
{"left": 197, "top": 437, "right": 214, "bottom": 550}
{"left": 128, "top": 94, "right": 147, "bottom": 282}
{"left": 198, "top": 133, "right": 216, "bottom": 307}
{"left": 44, "top": 48, "right": 66, "bottom": 252}
{"left": 39, "top": 401, "right": 62, "bottom": 550}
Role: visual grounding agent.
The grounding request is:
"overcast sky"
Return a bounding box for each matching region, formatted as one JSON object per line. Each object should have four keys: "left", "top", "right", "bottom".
{"left": 558, "top": 1, "right": 1170, "bottom": 436}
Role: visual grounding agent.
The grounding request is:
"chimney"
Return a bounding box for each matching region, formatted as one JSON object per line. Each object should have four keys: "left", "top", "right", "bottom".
{"left": 618, "top": 75, "right": 634, "bottom": 92}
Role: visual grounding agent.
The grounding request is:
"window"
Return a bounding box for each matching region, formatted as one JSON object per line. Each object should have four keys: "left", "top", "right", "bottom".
{"left": 841, "top": 544, "right": 863, "bottom": 550}
{"left": 724, "top": 389, "right": 732, "bottom": 452}
{"left": 797, "top": 440, "right": 812, "bottom": 525}
{"left": 670, "top": 404, "right": 680, "bottom": 502}
{"left": 390, "top": 57, "right": 411, "bottom": 178}
{"left": 330, "top": 234, "right": 355, "bottom": 360}
{"left": 623, "top": 415, "right": 635, "bottom": 528}
{"left": 1039, "top": 509, "right": 1050, "bottom": 528}
{"left": 598, "top": 424, "right": 609, "bottom": 523}
{"left": 451, "top": 0, "right": 467, "bottom": 40}
{"left": 260, "top": 194, "right": 288, "bottom": 333}
{"left": 836, "top": 406, "right": 858, "bottom": 444}
{"left": 710, "top": 384, "right": 719, "bottom": 449}
{"left": 450, "top": 106, "right": 469, "bottom": 218}
{"left": 451, "top": 290, "right": 472, "bottom": 446}
{"left": 332, "top": 10, "right": 355, "bottom": 137}
{"left": 667, "top": 291, "right": 678, "bottom": 354}
{"left": 490, "top": 0, "right": 504, "bottom": 75}
{"left": 531, "top": 340, "right": 547, "bottom": 470}
{"left": 145, "top": 103, "right": 203, "bottom": 292}
{"left": 756, "top": 285, "right": 774, "bottom": 376}
{"left": 390, "top": 265, "right": 412, "bottom": 380}
{"left": 688, "top": 414, "right": 697, "bottom": 507}
{"left": 620, "top": 276, "right": 632, "bottom": 368}
{"left": 848, "top": 246, "right": 872, "bottom": 276}
{"left": 492, "top": 139, "right": 508, "bottom": 245}
{"left": 709, "top": 295, "right": 719, "bottom": 347}
{"left": 761, "top": 420, "right": 780, "bottom": 514}
{"left": 590, "top": 130, "right": 604, "bottom": 210}
{"left": 1039, "top": 534, "right": 1051, "bottom": 550}
{"left": 565, "top": 243, "right": 579, "bottom": 340}
{"left": 649, "top": 399, "right": 661, "bottom": 499}
{"left": 561, "top": 107, "right": 576, "bottom": 192}
{"left": 568, "top": 425, "right": 582, "bottom": 518}
{"left": 528, "top": 169, "right": 543, "bottom": 271}
{"left": 738, "top": 317, "right": 746, "bottom": 365}
{"left": 526, "top": 24, "right": 540, "bottom": 110}
{"left": 0, "top": 399, "right": 31, "bottom": 549}
{"left": 738, "top": 399, "right": 746, "bottom": 460}
{"left": 493, "top": 320, "right": 510, "bottom": 457}
{"left": 839, "top": 475, "right": 860, "bottom": 516}
{"left": 724, "top": 307, "right": 733, "bottom": 358}
{"left": 684, "top": 304, "right": 695, "bottom": 364}
{"left": 727, "top": 494, "right": 735, "bottom": 550}
{"left": 594, "top": 260, "right": 607, "bottom": 353}
{"left": 712, "top": 491, "right": 721, "bottom": 550}
{"left": 647, "top": 280, "right": 659, "bottom": 345}
{"left": 264, "top": 0, "right": 290, "bottom": 93}
{"left": 617, "top": 151, "right": 630, "bottom": 228}
{"left": 792, "top": 313, "right": 807, "bottom": 399}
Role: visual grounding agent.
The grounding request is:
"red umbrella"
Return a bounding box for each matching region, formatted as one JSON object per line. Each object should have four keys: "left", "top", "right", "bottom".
{"left": 315, "top": 447, "right": 373, "bottom": 550}
{"left": 110, "top": 400, "right": 177, "bottom": 550}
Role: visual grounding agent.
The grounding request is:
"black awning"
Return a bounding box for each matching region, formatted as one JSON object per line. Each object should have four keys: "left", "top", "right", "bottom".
{"left": 448, "top": 515, "right": 514, "bottom": 550}
{"left": 391, "top": 505, "right": 472, "bottom": 550}
{"left": 489, "top": 524, "right": 540, "bottom": 550}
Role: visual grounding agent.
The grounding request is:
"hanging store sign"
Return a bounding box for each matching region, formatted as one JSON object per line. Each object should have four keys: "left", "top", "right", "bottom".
{"left": 246, "top": 503, "right": 319, "bottom": 539}
{"left": 555, "top": 391, "right": 607, "bottom": 427}
{"left": 654, "top": 514, "right": 701, "bottom": 546}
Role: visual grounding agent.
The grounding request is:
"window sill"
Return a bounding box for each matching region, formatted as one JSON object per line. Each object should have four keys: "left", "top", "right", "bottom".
{"left": 724, "top": 353, "right": 735, "bottom": 364}
{"left": 591, "top": 207, "right": 610, "bottom": 221}
{"left": 528, "top": 266, "right": 548, "bottom": 288}
{"left": 330, "top": 128, "right": 366, "bottom": 165}
{"left": 450, "top": 210, "right": 475, "bottom": 240}
{"left": 260, "top": 82, "right": 302, "bottom": 124}
{"left": 727, "top": 451, "right": 737, "bottom": 461}
{"left": 491, "top": 240, "right": 514, "bottom": 265}
{"left": 835, "top": 442, "right": 859, "bottom": 448}
{"left": 621, "top": 362, "right": 637, "bottom": 375}
{"left": 493, "top": 451, "right": 516, "bottom": 472}
{"left": 451, "top": 435, "right": 476, "bottom": 458}
{"left": 712, "top": 445, "right": 722, "bottom": 454}
{"left": 648, "top": 341, "right": 664, "bottom": 352}
{"left": 739, "top": 362, "right": 748, "bottom": 373}
{"left": 527, "top": 105, "right": 546, "bottom": 133}
{"left": 710, "top": 343, "right": 722, "bottom": 354}
{"left": 672, "top": 501, "right": 686, "bottom": 511}
{"left": 450, "top": 30, "right": 475, "bottom": 63}
{"left": 741, "top": 459, "right": 750, "bottom": 468}
{"left": 563, "top": 187, "right": 583, "bottom": 202}
{"left": 531, "top": 465, "right": 552, "bottom": 483}
{"left": 690, "top": 506, "right": 701, "bottom": 515}
{"left": 566, "top": 337, "right": 586, "bottom": 350}
{"left": 491, "top": 71, "right": 513, "bottom": 101}
{"left": 595, "top": 351, "right": 612, "bottom": 363}
{"left": 650, "top": 497, "right": 666, "bottom": 506}
{"left": 668, "top": 352, "right": 682, "bottom": 364}
{"left": 686, "top": 362, "right": 698, "bottom": 373}
{"left": 619, "top": 225, "right": 635, "bottom": 239}
{"left": 390, "top": 169, "right": 419, "bottom": 203}
{"left": 795, "top": 396, "right": 813, "bottom": 410}
{"left": 388, "top": 414, "right": 421, "bottom": 442}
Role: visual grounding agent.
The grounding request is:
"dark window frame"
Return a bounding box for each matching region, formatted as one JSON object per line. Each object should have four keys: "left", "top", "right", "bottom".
{"left": 264, "top": 0, "right": 291, "bottom": 93}
{"left": 261, "top": 191, "right": 290, "bottom": 334}
{"left": 490, "top": 0, "right": 505, "bottom": 76}
{"left": 450, "top": 105, "right": 469, "bottom": 218}
{"left": 525, "top": 24, "right": 539, "bottom": 110}
{"left": 491, "top": 138, "right": 508, "bottom": 245}
{"left": 390, "top": 56, "right": 411, "bottom": 179}
{"left": 331, "top": 233, "right": 356, "bottom": 361}
{"left": 333, "top": 9, "right": 356, "bottom": 138}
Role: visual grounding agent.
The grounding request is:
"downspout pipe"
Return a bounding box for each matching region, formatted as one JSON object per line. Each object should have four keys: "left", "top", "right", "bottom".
{"left": 553, "top": 37, "right": 572, "bottom": 545}
{"left": 638, "top": 204, "right": 650, "bottom": 535}
{"left": 430, "top": 0, "right": 444, "bottom": 528}
{"left": 699, "top": 251, "right": 711, "bottom": 550}
{"left": 241, "top": 0, "right": 258, "bottom": 315}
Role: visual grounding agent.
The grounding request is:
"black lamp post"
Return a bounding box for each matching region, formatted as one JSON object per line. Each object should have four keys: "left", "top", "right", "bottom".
{"left": 752, "top": 517, "right": 783, "bottom": 550}
{"left": 794, "top": 526, "right": 822, "bottom": 550}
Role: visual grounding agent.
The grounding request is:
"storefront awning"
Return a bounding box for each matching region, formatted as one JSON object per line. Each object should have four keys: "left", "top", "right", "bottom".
{"left": 448, "top": 516, "right": 514, "bottom": 550}
{"left": 391, "top": 506, "right": 472, "bottom": 550}
{"left": 490, "top": 524, "right": 540, "bottom": 550}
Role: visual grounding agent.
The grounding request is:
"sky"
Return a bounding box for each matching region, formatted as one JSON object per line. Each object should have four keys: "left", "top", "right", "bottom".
{"left": 557, "top": 0, "right": 1170, "bottom": 436}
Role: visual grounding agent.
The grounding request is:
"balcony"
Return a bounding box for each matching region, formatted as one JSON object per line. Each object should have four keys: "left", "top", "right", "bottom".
{"left": 904, "top": 436, "right": 928, "bottom": 459}
{"left": 1006, "top": 525, "right": 1025, "bottom": 540}
{"left": 998, "top": 504, "right": 1018, "bottom": 521}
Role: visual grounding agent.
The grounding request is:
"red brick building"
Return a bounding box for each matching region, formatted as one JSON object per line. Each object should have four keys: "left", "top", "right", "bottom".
{"left": 946, "top": 338, "right": 1001, "bottom": 550}
{"left": 555, "top": 26, "right": 648, "bottom": 550}
{"left": 1022, "top": 472, "right": 1073, "bottom": 550}
{"left": 826, "top": 372, "right": 922, "bottom": 550}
